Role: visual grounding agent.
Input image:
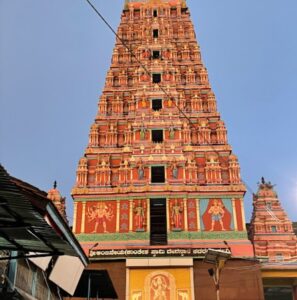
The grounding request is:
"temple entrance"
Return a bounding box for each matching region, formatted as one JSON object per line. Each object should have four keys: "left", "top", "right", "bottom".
{"left": 150, "top": 198, "right": 167, "bottom": 245}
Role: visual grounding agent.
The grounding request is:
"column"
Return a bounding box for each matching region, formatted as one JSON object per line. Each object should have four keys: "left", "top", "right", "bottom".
{"left": 147, "top": 198, "right": 150, "bottom": 232}
{"left": 129, "top": 199, "right": 133, "bottom": 232}
{"left": 116, "top": 200, "right": 120, "bottom": 233}
{"left": 81, "top": 201, "right": 86, "bottom": 233}
{"left": 166, "top": 198, "right": 170, "bottom": 232}
{"left": 196, "top": 199, "right": 200, "bottom": 231}
{"left": 240, "top": 199, "right": 247, "bottom": 230}
{"left": 232, "top": 198, "right": 238, "bottom": 231}
{"left": 183, "top": 198, "right": 188, "bottom": 231}
{"left": 73, "top": 201, "right": 78, "bottom": 233}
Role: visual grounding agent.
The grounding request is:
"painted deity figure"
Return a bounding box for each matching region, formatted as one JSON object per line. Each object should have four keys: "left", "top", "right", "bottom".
{"left": 208, "top": 200, "right": 226, "bottom": 231}
{"left": 140, "top": 124, "right": 146, "bottom": 140}
{"left": 137, "top": 159, "right": 145, "bottom": 180}
{"left": 171, "top": 200, "right": 183, "bottom": 230}
{"left": 169, "top": 125, "right": 175, "bottom": 139}
{"left": 134, "top": 200, "right": 145, "bottom": 231}
{"left": 151, "top": 275, "right": 168, "bottom": 300}
{"left": 171, "top": 159, "right": 178, "bottom": 179}
{"left": 87, "top": 202, "right": 113, "bottom": 233}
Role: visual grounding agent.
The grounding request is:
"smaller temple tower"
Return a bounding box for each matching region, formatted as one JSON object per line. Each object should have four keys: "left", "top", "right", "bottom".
{"left": 47, "top": 181, "right": 68, "bottom": 223}
{"left": 249, "top": 178, "right": 297, "bottom": 261}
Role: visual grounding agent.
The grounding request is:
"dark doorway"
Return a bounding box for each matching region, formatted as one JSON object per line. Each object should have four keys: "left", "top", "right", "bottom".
{"left": 152, "top": 73, "right": 161, "bottom": 83}
{"left": 152, "top": 99, "right": 162, "bottom": 111}
{"left": 151, "top": 166, "right": 165, "bottom": 183}
{"left": 150, "top": 198, "right": 167, "bottom": 245}
{"left": 264, "top": 287, "right": 292, "bottom": 300}
{"left": 73, "top": 270, "right": 118, "bottom": 299}
{"left": 152, "top": 50, "right": 160, "bottom": 59}
{"left": 153, "top": 10, "right": 158, "bottom": 18}
{"left": 152, "top": 130, "right": 163, "bottom": 143}
{"left": 153, "top": 29, "right": 159, "bottom": 38}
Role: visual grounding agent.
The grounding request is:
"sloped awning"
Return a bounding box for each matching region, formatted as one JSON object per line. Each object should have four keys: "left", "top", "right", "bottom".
{"left": 0, "top": 165, "right": 88, "bottom": 266}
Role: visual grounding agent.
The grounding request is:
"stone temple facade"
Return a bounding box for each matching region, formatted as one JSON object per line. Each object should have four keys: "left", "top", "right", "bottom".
{"left": 70, "top": 0, "right": 268, "bottom": 299}
{"left": 72, "top": 0, "right": 253, "bottom": 256}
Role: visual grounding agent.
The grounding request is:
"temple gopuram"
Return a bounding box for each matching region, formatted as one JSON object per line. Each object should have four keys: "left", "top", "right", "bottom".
{"left": 70, "top": 0, "right": 297, "bottom": 299}
{"left": 249, "top": 179, "right": 297, "bottom": 299}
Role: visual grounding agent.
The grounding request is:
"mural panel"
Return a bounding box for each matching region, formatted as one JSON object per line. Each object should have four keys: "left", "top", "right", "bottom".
{"left": 200, "top": 198, "right": 234, "bottom": 231}
{"left": 85, "top": 201, "right": 116, "bottom": 233}
{"left": 129, "top": 268, "right": 192, "bottom": 300}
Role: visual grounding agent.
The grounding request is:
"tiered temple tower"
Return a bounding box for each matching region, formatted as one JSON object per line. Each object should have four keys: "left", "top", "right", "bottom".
{"left": 47, "top": 181, "right": 68, "bottom": 223}
{"left": 71, "top": 0, "right": 258, "bottom": 298}
{"left": 249, "top": 178, "right": 297, "bottom": 261}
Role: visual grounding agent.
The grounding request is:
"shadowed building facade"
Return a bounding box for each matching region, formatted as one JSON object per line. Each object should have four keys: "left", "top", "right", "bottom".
{"left": 71, "top": 0, "right": 264, "bottom": 299}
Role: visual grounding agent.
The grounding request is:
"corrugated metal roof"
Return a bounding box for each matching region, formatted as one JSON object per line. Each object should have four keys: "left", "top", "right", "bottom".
{"left": 0, "top": 165, "right": 88, "bottom": 265}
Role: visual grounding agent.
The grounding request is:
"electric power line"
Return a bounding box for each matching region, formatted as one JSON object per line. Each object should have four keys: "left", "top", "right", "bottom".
{"left": 84, "top": 0, "right": 257, "bottom": 200}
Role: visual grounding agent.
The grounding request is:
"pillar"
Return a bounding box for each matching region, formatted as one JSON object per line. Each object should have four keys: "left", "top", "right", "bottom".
{"left": 147, "top": 198, "right": 150, "bottom": 232}
{"left": 240, "top": 199, "right": 247, "bottom": 230}
{"left": 116, "top": 200, "right": 120, "bottom": 233}
{"left": 183, "top": 198, "right": 188, "bottom": 231}
{"left": 129, "top": 199, "right": 133, "bottom": 232}
{"left": 167, "top": 198, "right": 170, "bottom": 232}
{"left": 232, "top": 198, "right": 238, "bottom": 231}
{"left": 196, "top": 198, "right": 200, "bottom": 231}
{"left": 73, "top": 201, "right": 78, "bottom": 233}
{"left": 81, "top": 201, "right": 86, "bottom": 233}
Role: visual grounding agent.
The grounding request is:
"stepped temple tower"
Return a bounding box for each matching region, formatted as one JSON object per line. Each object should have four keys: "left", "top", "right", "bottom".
{"left": 249, "top": 178, "right": 297, "bottom": 261}
{"left": 71, "top": 1, "right": 262, "bottom": 299}
{"left": 249, "top": 179, "right": 297, "bottom": 299}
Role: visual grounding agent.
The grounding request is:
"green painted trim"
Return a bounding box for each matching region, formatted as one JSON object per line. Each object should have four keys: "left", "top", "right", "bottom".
{"left": 76, "top": 231, "right": 248, "bottom": 242}
{"left": 77, "top": 232, "right": 150, "bottom": 242}
{"left": 168, "top": 231, "right": 248, "bottom": 240}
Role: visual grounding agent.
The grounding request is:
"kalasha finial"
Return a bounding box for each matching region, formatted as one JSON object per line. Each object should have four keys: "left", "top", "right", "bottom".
{"left": 53, "top": 181, "right": 57, "bottom": 189}
{"left": 261, "top": 177, "right": 265, "bottom": 184}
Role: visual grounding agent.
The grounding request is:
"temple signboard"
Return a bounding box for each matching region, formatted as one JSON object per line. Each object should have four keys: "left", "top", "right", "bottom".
{"left": 89, "top": 247, "right": 231, "bottom": 259}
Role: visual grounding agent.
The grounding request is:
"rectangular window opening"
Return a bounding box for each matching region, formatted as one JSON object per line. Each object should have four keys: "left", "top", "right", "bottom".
{"left": 153, "top": 10, "right": 158, "bottom": 17}
{"left": 152, "top": 130, "right": 163, "bottom": 143}
{"left": 153, "top": 51, "right": 160, "bottom": 59}
{"left": 151, "top": 166, "right": 165, "bottom": 183}
{"left": 271, "top": 225, "right": 277, "bottom": 233}
{"left": 153, "top": 29, "right": 159, "bottom": 38}
{"left": 276, "top": 253, "right": 283, "bottom": 261}
{"left": 152, "top": 99, "right": 162, "bottom": 111}
{"left": 150, "top": 198, "right": 167, "bottom": 245}
{"left": 152, "top": 73, "right": 161, "bottom": 83}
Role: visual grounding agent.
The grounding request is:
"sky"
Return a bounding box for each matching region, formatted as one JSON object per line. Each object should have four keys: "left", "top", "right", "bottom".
{"left": 1, "top": 0, "right": 297, "bottom": 224}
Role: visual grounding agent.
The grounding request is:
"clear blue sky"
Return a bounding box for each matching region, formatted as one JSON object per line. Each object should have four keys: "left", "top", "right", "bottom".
{"left": 1, "top": 0, "right": 297, "bottom": 224}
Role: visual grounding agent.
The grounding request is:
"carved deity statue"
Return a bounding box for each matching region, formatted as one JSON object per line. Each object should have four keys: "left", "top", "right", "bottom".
{"left": 171, "top": 199, "right": 183, "bottom": 230}
{"left": 140, "top": 124, "right": 146, "bottom": 140}
{"left": 134, "top": 200, "right": 146, "bottom": 231}
{"left": 171, "top": 159, "right": 178, "bottom": 179}
{"left": 137, "top": 159, "right": 145, "bottom": 180}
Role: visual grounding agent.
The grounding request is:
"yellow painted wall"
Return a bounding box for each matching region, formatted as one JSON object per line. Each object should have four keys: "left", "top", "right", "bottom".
{"left": 129, "top": 268, "right": 192, "bottom": 300}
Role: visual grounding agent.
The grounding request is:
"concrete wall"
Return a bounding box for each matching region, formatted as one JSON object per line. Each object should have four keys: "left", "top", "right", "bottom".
{"left": 194, "top": 259, "right": 264, "bottom": 300}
